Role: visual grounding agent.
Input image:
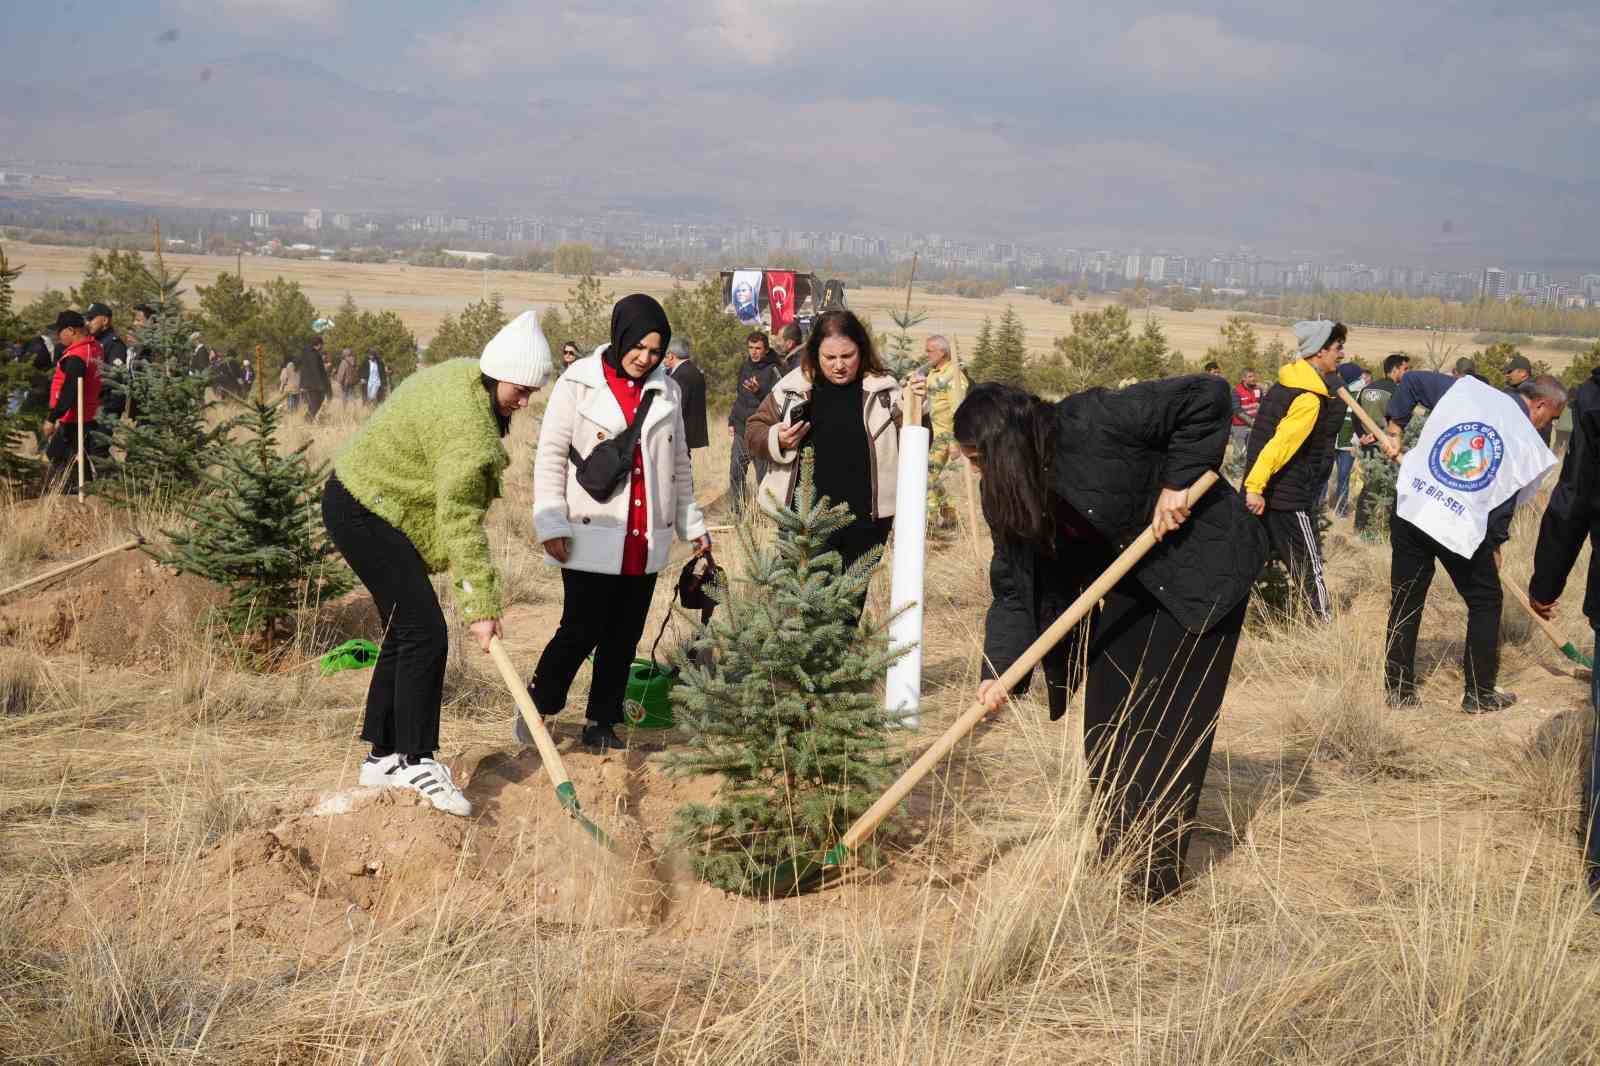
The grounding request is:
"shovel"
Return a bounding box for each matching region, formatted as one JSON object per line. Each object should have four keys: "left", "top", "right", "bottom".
{"left": 1500, "top": 575, "right": 1594, "bottom": 676}
{"left": 765, "top": 469, "right": 1222, "bottom": 895}
{"left": 487, "top": 636, "right": 614, "bottom": 849}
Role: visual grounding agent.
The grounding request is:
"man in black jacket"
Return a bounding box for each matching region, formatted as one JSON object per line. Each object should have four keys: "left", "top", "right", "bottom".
{"left": 85, "top": 303, "right": 130, "bottom": 422}
{"left": 665, "top": 338, "right": 708, "bottom": 451}
{"left": 727, "top": 331, "right": 782, "bottom": 515}
{"left": 1528, "top": 365, "right": 1600, "bottom": 905}
{"left": 1386, "top": 376, "right": 1566, "bottom": 714}
{"left": 294, "top": 335, "right": 333, "bottom": 419}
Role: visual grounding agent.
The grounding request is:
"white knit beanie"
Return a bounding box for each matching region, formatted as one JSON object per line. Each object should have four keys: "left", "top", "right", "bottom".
{"left": 479, "top": 310, "right": 552, "bottom": 387}
{"left": 1293, "top": 319, "right": 1335, "bottom": 358}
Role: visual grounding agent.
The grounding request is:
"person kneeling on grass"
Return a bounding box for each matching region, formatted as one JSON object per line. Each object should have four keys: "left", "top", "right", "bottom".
{"left": 322, "top": 310, "right": 551, "bottom": 815}
{"left": 957, "top": 378, "right": 1266, "bottom": 902}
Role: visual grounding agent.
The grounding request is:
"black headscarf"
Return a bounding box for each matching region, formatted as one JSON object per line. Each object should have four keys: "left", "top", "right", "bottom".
{"left": 602, "top": 294, "right": 672, "bottom": 381}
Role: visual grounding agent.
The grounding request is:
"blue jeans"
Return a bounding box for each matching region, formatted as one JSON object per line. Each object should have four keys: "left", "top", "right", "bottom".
{"left": 1588, "top": 639, "right": 1600, "bottom": 891}
{"left": 1326, "top": 450, "right": 1356, "bottom": 516}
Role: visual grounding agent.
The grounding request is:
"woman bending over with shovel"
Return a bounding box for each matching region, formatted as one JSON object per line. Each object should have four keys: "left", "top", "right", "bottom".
{"left": 322, "top": 312, "right": 551, "bottom": 816}
{"left": 956, "top": 378, "right": 1266, "bottom": 901}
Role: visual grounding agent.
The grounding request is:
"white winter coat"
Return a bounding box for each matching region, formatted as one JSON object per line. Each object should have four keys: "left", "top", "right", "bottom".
{"left": 532, "top": 352, "right": 706, "bottom": 575}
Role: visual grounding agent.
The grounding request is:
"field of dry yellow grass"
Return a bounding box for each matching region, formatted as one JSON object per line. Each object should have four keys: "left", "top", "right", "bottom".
{"left": 8, "top": 240, "right": 1588, "bottom": 372}
{"left": 2, "top": 388, "right": 1599, "bottom": 1063}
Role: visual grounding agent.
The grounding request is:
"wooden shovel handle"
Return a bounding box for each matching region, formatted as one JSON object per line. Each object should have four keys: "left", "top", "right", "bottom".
{"left": 1335, "top": 386, "right": 1399, "bottom": 460}
{"left": 0, "top": 537, "right": 143, "bottom": 601}
{"left": 488, "top": 637, "right": 571, "bottom": 790}
{"left": 1500, "top": 573, "right": 1579, "bottom": 658}
{"left": 840, "top": 469, "right": 1221, "bottom": 850}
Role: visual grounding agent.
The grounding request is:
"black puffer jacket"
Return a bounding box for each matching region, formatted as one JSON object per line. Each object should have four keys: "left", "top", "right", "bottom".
{"left": 981, "top": 375, "right": 1268, "bottom": 694}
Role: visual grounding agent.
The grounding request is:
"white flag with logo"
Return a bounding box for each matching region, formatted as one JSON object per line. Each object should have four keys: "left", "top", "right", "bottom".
{"left": 1395, "top": 376, "right": 1556, "bottom": 557}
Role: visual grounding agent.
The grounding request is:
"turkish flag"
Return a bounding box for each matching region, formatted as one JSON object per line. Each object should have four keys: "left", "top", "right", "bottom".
{"left": 765, "top": 271, "right": 796, "bottom": 333}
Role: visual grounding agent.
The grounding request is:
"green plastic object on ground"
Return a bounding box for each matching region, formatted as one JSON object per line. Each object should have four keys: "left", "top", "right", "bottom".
{"left": 1560, "top": 641, "right": 1595, "bottom": 670}
{"left": 319, "top": 638, "right": 381, "bottom": 676}
{"left": 623, "top": 659, "right": 677, "bottom": 729}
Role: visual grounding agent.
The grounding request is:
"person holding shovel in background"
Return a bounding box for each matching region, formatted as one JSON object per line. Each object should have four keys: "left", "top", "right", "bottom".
{"left": 321, "top": 311, "right": 552, "bottom": 816}
{"left": 41, "top": 309, "right": 104, "bottom": 492}
{"left": 956, "top": 377, "right": 1266, "bottom": 902}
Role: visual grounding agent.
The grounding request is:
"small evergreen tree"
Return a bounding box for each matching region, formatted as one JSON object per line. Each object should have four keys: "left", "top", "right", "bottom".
{"left": 100, "top": 356, "right": 224, "bottom": 502}
{"left": 160, "top": 399, "right": 351, "bottom": 640}
{"left": 967, "top": 316, "right": 995, "bottom": 380}
{"left": 668, "top": 454, "right": 905, "bottom": 895}
{"left": 429, "top": 294, "right": 508, "bottom": 362}
{"left": 983, "top": 305, "right": 1029, "bottom": 388}
{"left": 662, "top": 276, "right": 749, "bottom": 390}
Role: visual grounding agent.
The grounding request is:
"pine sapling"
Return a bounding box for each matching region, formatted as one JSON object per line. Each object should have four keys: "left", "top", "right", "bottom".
{"left": 161, "top": 398, "right": 350, "bottom": 642}
{"left": 667, "top": 453, "right": 906, "bottom": 895}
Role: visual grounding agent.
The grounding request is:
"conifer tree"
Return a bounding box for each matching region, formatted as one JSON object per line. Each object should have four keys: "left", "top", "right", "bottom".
{"left": 967, "top": 315, "right": 996, "bottom": 381}
{"left": 0, "top": 246, "right": 40, "bottom": 489}
{"left": 984, "top": 305, "right": 1028, "bottom": 388}
{"left": 160, "top": 399, "right": 350, "bottom": 640}
{"left": 668, "top": 454, "right": 905, "bottom": 895}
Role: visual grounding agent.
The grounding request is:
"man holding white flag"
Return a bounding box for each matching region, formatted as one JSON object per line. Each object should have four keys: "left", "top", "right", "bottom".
{"left": 1384, "top": 374, "right": 1565, "bottom": 713}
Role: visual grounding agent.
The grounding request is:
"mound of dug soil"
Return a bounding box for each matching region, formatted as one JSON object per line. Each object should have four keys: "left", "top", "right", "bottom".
{"left": 59, "top": 744, "right": 750, "bottom": 960}
{"left": 0, "top": 549, "right": 219, "bottom": 666}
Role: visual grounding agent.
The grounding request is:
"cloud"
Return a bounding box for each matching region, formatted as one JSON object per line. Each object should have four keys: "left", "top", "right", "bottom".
{"left": 173, "top": 0, "right": 345, "bottom": 31}
{"left": 1110, "top": 14, "right": 1305, "bottom": 84}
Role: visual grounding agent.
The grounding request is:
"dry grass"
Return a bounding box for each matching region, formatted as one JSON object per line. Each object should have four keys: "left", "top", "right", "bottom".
{"left": 3, "top": 399, "right": 1600, "bottom": 1065}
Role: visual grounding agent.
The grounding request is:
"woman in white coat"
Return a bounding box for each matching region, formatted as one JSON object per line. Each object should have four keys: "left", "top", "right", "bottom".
{"left": 528, "top": 294, "right": 709, "bottom": 749}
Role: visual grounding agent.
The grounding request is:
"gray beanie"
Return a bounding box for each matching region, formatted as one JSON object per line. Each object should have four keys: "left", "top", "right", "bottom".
{"left": 1293, "top": 320, "right": 1335, "bottom": 358}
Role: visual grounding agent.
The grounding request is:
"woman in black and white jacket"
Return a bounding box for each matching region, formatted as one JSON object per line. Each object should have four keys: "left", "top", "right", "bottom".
{"left": 528, "top": 295, "right": 709, "bottom": 749}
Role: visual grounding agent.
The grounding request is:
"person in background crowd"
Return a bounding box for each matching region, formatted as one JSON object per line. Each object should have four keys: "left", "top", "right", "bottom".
{"left": 189, "top": 332, "right": 212, "bottom": 376}
{"left": 559, "top": 340, "right": 580, "bottom": 373}
{"left": 921, "top": 333, "right": 969, "bottom": 532}
{"left": 364, "top": 349, "right": 389, "bottom": 404}
{"left": 295, "top": 334, "right": 333, "bottom": 420}
{"left": 747, "top": 310, "right": 928, "bottom": 624}
{"left": 1453, "top": 356, "right": 1477, "bottom": 378}
{"left": 41, "top": 310, "right": 104, "bottom": 490}
{"left": 1353, "top": 353, "right": 1408, "bottom": 535}
{"left": 131, "top": 303, "right": 156, "bottom": 331}
{"left": 220, "top": 349, "right": 245, "bottom": 397}
{"left": 323, "top": 311, "right": 550, "bottom": 816}
{"left": 240, "top": 358, "right": 254, "bottom": 390}
{"left": 1204, "top": 360, "right": 1222, "bottom": 376}
{"left": 1387, "top": 376, "right": 1567, "bottom": 714}
{"left": 954, "top": 376, "right": 1265, "bottom": 902}
{"left": 727, "top": 330, "right": 783, "bottom": 517}
{"left": 777, "top": 322, "right": 805, "bottom": 375}
{"left": 279, "top": 357, "right": 302, "bottom": 413}
{"left": 1503, "top": 354, "right": 1553, "bottom": 444}
{"left": 1230, "top": 368, "right": 1261, "bottom": 454}
{"left": 1324, "top": 362, "right": 1366, "bottom": 518}
{"left": 83, "top": 303, "right": 129, "bottom": 425}
{"left": 1553, "top": 388, "right": 1576, "bottom": 455}
{"left": 665, "top": 337, "right": 708, "bottom": 452}
{"left": 20, "top": 326, "right": 58, "bottom": 416}
{"left": 1527, "top": 363, "right": 1600, "bottom": 911}
{"left": 336, "top": 347, "right": 359, "bottom": 404}
{"left": 530, "top": 295, "right": 709, "bottom": 751}
{"left": 1242, "top": 320, "right": 1349, "bottom": 622}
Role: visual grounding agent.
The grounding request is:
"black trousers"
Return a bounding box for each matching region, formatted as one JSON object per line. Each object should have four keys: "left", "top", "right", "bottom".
{"left": 1081, "top": 582, "right": 1245, "bottom": 902}
{"left": 826, "top": 517, "right": 893, "bottom": 627}
{"left": 1384, "top": 515, "right": 1502, "bottom": 700}
{"left": 322, "top": 475, "right": 447, "bottom": 757}
{"left": 45, "top": 420, "right": 107, "bottom": 489}
{"left": 304, "top": 389, "right": 326, "bottom": 419}
{"left": 1262, "top": 508, "right": 1331, "bottom": 622}
{"left": 728, "top": 431, "right": 767, "bottom": 516}
{"left": 532, "top": 568, "right": 659, "bottom": 726}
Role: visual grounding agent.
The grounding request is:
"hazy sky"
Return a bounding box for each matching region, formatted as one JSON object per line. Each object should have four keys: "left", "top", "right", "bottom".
{"left": 4, "top": 1, "right": 1598, "bottom": 266}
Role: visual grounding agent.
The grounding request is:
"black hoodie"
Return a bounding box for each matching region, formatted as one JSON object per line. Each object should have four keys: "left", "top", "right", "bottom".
{"left": 1530, "top": 365, "right": 1600, "bottom": 625}
{"left": 729, "top": 353, "right": 782, "bottom": 431}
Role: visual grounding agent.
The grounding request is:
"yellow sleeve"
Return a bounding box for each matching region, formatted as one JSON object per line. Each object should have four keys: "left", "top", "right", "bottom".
{"left": 1244, "top": 393, "right": 1320, "bottom": 495}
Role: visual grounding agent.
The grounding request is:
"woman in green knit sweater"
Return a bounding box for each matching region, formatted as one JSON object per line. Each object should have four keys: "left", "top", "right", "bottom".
{"left": 322, "top": 311, "right": 550, "bottom": 816}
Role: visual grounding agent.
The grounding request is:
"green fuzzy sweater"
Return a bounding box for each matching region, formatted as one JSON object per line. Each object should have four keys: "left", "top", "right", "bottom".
{"left": 333, "top": 359, "right": 508, "bottom": 622}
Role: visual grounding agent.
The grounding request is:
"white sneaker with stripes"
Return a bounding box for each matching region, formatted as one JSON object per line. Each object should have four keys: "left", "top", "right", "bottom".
{"left": 361, "top": 754, "right": 472, "bottom": 816}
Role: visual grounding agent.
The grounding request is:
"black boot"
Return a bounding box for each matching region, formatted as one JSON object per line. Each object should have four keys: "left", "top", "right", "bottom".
{"left": 581, "top": 722, "right": 626, "bottom": 750}
{"left": 1461, "top": 688, "right": 1516, "bottom": 715}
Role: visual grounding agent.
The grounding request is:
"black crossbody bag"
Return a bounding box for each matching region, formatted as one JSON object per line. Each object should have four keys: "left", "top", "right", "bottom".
{"left": 568, "top": 388, "right": 657, "bottom": 502}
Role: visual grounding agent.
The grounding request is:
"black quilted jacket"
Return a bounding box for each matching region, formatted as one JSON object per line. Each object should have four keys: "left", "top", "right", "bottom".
{"left": 981, "top": 375, "right": 1268, "bottom": 698}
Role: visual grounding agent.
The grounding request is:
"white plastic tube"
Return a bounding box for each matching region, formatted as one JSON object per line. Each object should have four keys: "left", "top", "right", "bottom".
{"left": 885, "top": 423, "right": 930, "bottom": 728}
